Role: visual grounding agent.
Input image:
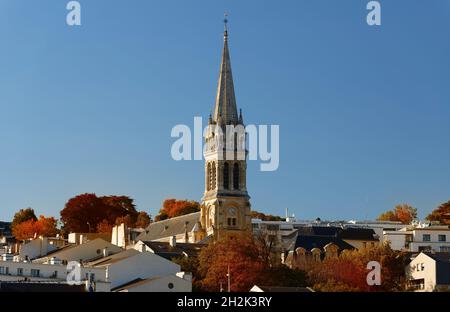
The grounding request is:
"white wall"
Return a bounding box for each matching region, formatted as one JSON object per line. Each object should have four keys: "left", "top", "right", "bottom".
{"left": 117, "top": 274, "right": 192, "bottom": 292}
{"left": 19, "top": 237, "right": 57, "bottom": 260}
{"left": 406, "top": 253, "right": 437, "bottom": 292}
{"left": 383, "top": 232, "right": 407, "bottom": 251}
{"left": 104, "top": 252, "right": 180, "bottom": 289}
{"left": 0, "top": 259, "right": 110, "bottom": 291}
{"left": 410, "top": 229, "right": 450, "bottom": 252}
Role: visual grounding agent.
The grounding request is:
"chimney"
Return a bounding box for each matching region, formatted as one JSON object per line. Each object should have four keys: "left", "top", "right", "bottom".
{"left": 140, "top": 243, "right": 146, "bottom": 253}
{"left": 103, "top": 247, "right": 108, "bottom": 258}
{"left": 169, "top": 236, "right": 176, "bottom": 247}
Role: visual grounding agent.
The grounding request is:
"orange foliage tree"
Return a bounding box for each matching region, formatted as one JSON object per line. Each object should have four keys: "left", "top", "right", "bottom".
{"left": 377, "top": 204, "right": 417, "bottom": 224}
{"left": 251, "top": 211, "right": 284, "bottom": 221}
{"left": 154, "top": 199, "right": 200, "bottom": 221}
{"left": 12, "top": 215, "right": 58, "bottom": 241}
{"left": 11, "top": 208, "right": 37, "bottom": 231}
{"left": 135, "top": 211, "right": 152, "bottom": 228}
{"left": 308, "top": 244, "right": 408, "bottom": 292}
{"left": 426, "top": 200, "right": 450, "bottom": 225}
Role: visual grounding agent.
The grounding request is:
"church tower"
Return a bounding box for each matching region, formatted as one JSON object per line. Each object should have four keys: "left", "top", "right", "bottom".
{"left": 200, "top": 19, "right": 252, "bottom": 240}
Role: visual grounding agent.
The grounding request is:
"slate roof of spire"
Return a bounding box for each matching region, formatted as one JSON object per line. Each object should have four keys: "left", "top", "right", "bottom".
{"left": 213, "top": 28, "right": 239, "bottom": 125}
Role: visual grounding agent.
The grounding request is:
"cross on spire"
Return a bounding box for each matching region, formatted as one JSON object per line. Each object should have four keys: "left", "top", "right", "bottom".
{"left": 224, "top": 12, "right": 228, "bottom": 31}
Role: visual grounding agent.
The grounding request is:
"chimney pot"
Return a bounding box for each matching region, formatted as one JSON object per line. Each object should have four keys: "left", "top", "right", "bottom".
{"left": 170, "top": 236, "right": 176, "bottom": 247}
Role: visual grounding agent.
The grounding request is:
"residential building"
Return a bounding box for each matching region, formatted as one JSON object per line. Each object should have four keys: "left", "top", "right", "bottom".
{"left": 85, "top": 249, "right": 191, "bottom": 291}
{"left": 384, "top": 225, "right": 450, "bottom": 252}
{"left": 112, "top": 273, "right": 192, "bottom": 292}
{"left": 32, "top": 238, "right": 123, "bottom": 264}
{"left": 0, "top": 258, "right": 110, "bottom": 291}
{"left": 406, "top": 252, "right": 450, "bottom": 292}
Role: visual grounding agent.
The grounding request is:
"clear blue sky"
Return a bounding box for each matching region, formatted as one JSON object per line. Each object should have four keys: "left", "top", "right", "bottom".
{"left": 1, "top": 0, "right": 449, "bottom": 222}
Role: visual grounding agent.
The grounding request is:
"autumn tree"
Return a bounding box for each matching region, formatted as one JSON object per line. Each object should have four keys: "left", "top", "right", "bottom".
{"left": 12, "top": 215, "right": 58, "bottom": 241}
{"left": 115, "top": 215, "right": 133, "bottom": 227}
{"left": 154, "top": 199, "right": 200, "bottom": 221}
{"left": 11, "top": 208, "right": 37, "bottom": 231}
{"left": 426, "top": 200, "right": 450, "bottom": 225}
{"left": 308, "top": 243, "right": 408, "bottom": 292}
{"left": 60, "top": 193, "right": 139, "bottom": 233}
{"left": 135, "top": 211, "right": 152, "bottom": 228}
{"left": 172, "top": 256, "right": 202, "bottom": 291}
{"left": 251, "top": 211, "right": 285, "bottom": 222}
{"left": 96, "top": 219, "right": 113, "bottom": 234}
{"left": 195, "top": 234, "right": 307, "bottom": 292}
{"left": 377, "top": 204, "right": 417, "bottom": 224}
{"left": 197, "top": 234, "right": 268, "bottom": 292}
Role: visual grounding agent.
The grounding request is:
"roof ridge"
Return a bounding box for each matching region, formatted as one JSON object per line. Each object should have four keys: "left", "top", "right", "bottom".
{"left": 148, "top": 211, "right": 200, "bottom": 225}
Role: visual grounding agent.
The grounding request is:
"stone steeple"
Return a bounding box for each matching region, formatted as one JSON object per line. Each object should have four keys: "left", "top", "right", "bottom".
{"left": 200, "top": 17, "right": 252, "bottom": 241}
{"left": 213, "top": 23, "right": 239, "bottom": 125}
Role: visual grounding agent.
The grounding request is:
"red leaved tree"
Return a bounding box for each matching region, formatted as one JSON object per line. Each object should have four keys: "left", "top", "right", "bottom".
{"left": 198, "top": 234, "right": 269, "bottom": 292}
{"left": 60, "top": 193, "right": 138, "bottom": 233}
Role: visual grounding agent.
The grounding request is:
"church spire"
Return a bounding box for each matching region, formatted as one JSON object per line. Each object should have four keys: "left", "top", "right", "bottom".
{"left": 213, "top": 14, "right": 239, "bottom": 125}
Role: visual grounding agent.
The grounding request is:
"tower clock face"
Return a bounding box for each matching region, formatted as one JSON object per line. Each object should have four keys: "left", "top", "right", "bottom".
{"left": 229, "top": 207, "right": 236, "bottom": 216}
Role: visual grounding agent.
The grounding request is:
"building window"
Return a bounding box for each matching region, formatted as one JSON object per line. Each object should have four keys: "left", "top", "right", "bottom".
{"left": 17, "top": 268, "right": 23, "bottom": 276}
{"left": 422, "top": 234, "right": 431, "bottom": 242}
{"left": 438, "top": 234, "right": 446, "bottom": 242}
{"left": 363, "top": 242, "right": 367, "bottom": 248}
{"left": 0, "top": 267, "right": 5, "bottom": 275}
{"left": 440, "top": 246, "right": 450, "bottom": 252}
{"left": 31, "top": 269, "right": 40, "bottom": 277}
{"left": 207, "top": 162, "right": 211, "bottom": 191}
{"left": 223, "top": 163, "right": 229, "bottom": 190}
{"left": 227, "top": 218, "right": 237, "bottom": 227}
{"left": 211, "top": 162, "right": 216, "bottom": 190}
{"left": 233, "top": 163, "right": 240, "bottom": 190}
{"left": 86, "top": 273, "right": 95, "bottom": 282}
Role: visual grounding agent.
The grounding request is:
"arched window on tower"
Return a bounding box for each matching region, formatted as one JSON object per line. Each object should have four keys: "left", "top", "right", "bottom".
{"left": 211, "top": 162, "right": 216, "bottom": 190}
{"left": 206, "top": 162, "right": 211, "bottom": 191}
{"left": 223, "top": 163, "right": 229, "bottom": 190}
{"left": 233, "top": 163, "right": 239, "bottom": 190}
